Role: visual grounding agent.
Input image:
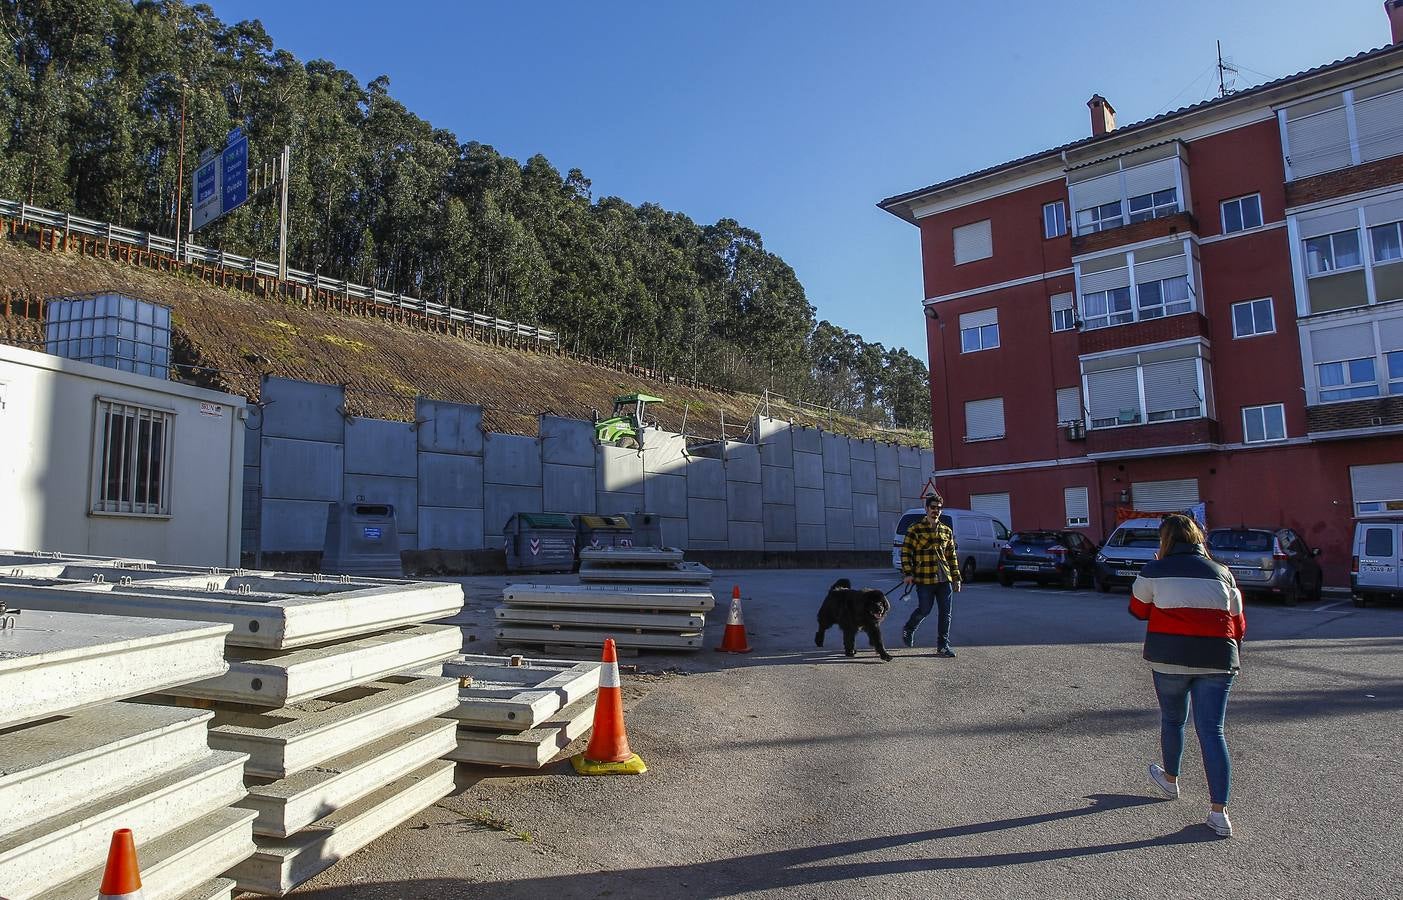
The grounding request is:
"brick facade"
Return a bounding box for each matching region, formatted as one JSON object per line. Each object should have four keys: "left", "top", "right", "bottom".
{"left": 1085, "top": 418, "right": 1220, "bottom": 456}
{"left": 1285, "top": 152, "right": 1403, "bottom": 207}
{"left": 1306, "top": 395, "right": 1403, "bottom": 432}
{"left": 1070, "top": 212, "right": 1197, "bottom": 256}
{"left": 1078, "top": 312, "right": 1208, "bottom": 355}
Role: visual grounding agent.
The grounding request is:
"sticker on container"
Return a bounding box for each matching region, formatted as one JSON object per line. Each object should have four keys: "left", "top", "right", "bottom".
{"left": 530, "top": 537, "right": 541, "bottom": 556}
{"left": 199, "top": 402, "right": 224, "bottom": 417}
{"left": 363, "top": 526, "right": 382, "bottom": 540}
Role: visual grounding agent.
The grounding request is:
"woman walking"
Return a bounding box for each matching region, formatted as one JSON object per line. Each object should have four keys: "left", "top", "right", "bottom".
{"left": 1128, "top": 514, "right": 1245, "bottom": 837}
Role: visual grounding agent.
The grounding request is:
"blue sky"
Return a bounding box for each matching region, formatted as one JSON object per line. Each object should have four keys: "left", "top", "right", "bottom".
{"left": 210, "top": 0, "right": 1387, "bottom": 356}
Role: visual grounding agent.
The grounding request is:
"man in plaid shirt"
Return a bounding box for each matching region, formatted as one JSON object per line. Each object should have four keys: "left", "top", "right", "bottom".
{"left": 900, "top": 492, "right": 962, "bottom": 657}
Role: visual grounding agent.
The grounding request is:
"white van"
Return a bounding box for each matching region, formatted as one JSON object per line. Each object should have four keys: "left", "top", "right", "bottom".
{"left": 1352, "top": 517, "right": 1403, "bottom": 606}
{"left": 891, "top": 507, "right": 1011, "bottom": 580}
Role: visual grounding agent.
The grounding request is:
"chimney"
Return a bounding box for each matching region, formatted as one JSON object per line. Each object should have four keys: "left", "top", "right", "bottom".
{"left": 1088, "top": 94, "right": 1117, "bottom": 137}
{"left": 1388, "top": 0, "right": 1403, "bottom": 44}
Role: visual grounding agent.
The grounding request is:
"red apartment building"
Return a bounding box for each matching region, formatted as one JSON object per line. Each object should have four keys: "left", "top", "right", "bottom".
{"left": 880, "top": 3, "right": 1403, "bottom": 585}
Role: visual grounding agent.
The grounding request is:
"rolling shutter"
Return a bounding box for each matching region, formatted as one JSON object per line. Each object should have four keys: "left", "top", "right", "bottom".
{"left": 1056, "top": 386, "right": 1082, "bottom": 424}
{"left": 1354, "top": 89, "right": 1403, "bottom": 164}
{"left": 1064, "top": 487, "right": 1090, "bottom": 527}
{"left": 953, "top": 220, "right": 993, "bottom": 264}
{"left": 958, "top": 308, "right": 998, "bottom": 330}
{"left": 1365, "top": 196, "right": 1403, "bottom": 227}
{"left": 1286, "top": 106, "right": 1352, "bottom": 178}
{"left": 1086, "top": 368, "right": 1141, "bottom": 422}
{"left": 969, "top": 492, "right": 1012, "bottom": 531}
{"left": 1298, "top": 208, "right": 1360, "bottom": 239}
{"left": 964, "top": 397, "right": 1005, "bottom": 441}
{"left": 1050, "top": 292, "right": 1074, "bottom": 312}
{"left": 1142, "top": 358, "right": 1199, "bottom": 414}
{"left": 1069, "top": 172, "right": 1121, "bottom": 211}
{"left": 1080, "top": 265, "right": 1131, "bottom": 294}
{"left": 1133, "top": 252, "right": 1189, "bottom": 284}
{"left": 1378, "top": 317, "right": 1403, "bottom": 353}
{"left": 1309, "top": 323, "right": 1374, "bottom": 362}
{"left": 1131, "top": 478, "right": 1200, "bottom": 512}
{"left": 1351, "top": 463, "right": 1403, "bottom": 507}
{"left": 1121, "top": 157, "right": 1178, "bottom": 200}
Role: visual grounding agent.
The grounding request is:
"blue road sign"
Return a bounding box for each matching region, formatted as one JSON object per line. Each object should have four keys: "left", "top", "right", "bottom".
{"left": 195, "top": 160, "right": 217, "bottom": 206}
{"left": 221, "top": 133, "right": 249, "bottom": 215}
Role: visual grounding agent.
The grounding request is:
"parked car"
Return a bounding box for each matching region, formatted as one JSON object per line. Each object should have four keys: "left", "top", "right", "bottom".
{"left": 1093, "top": 518, "right": 1164, "bottom": 593}
{"left": 891, "top": 507, "right": 1011, "bottom": 580}
{"left": 1352, "top": 517, "right": 1403, "bottom": 607}
{"left": 1206, "top": 526, "right": 1323, "bottom": 606}
{"left": 996, "top": 530, "right": 1098, "bottom": 588}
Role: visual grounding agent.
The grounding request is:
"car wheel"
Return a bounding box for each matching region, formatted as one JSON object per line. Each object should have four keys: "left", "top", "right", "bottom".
{"left": 998, "top": 572, "right": 1013, "bottom": 588}
{"left": 1094, "top": 575, "right": 1110, "bottom": 594}
{"left": 1310, "top": 577, "right": 1323, "bottom": 603}
{"left": 1283, "top": 578, "right": 1301, "bottom": 607}
{"left": 961, "top": 557, "right": 976, "bottom": 583}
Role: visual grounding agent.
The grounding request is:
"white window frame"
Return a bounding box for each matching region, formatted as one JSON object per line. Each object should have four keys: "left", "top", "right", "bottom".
{"left": 1052, "top": 307, "right": 1077, "bottom": 332}
{"left": 1043, "top": 201, "right": 1068, "bottom": 239}
{"left": 1388, "top": 350, "right": 1403, "bottom": 395}
{"left": 90, "top": 398, "right": 175, "bottom": 517}
{"left": 1064, "top": 486, "right": 1090, "bottom": 528}
{"left": 1371, "top": 220, "right": 1403, "bottom": 265}
{"left": 1135, "top": 275, "right": 1193, "bottom": 320}
{"left": 1128, "top": 188, "right": 1180, "bottom": 224}
{"left": 1242, "top": 403, "right": 1287, "bottom": 444}
{"left": 960, "top": 323, "right": 1000, "bottom": 353}
{"left": 1220, "top": 194, "right": 1264, "bottom": 235}
{"left": 1082, "top": 345, "right": 1209, "bottom": 431}
{"left": 1081, "top": 286, "right": 1133, "bottom": 330}
{"left": 1231, "top": 298, "right": 1275, "bottom": 339}
{"left": 1316, "top": 357, "right": 1380, "bottom": 402}
{"left": 1075, "top": 201, "right": 1123, "bottom": 234}
{"left": 1303, "top": 229, "right": 1365, "bottom": 276}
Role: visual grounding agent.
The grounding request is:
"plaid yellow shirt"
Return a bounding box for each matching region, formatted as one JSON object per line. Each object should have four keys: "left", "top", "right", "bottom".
{"left": 901, "top": 517, "right": 961, "bottom": 586}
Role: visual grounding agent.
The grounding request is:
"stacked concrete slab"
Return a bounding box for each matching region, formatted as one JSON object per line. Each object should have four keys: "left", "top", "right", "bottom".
{"left": 0, "top": 559, "right": 464, "bottom": 897}
{"left": 0, "top": 608, "right": 253, "bottom": 900}
{"left": 436, "top": 654, "right": 602, "bottom": 768}
{"left": 495, "top": 573, "right": 716, "bottom": 652}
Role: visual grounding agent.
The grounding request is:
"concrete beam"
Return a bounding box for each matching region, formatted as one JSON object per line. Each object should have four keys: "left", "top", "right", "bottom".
{"left": 495, "top": 625, "right": 703, "bottom": 651}
{"left": 439, "top": 655, "right": 601, "bottom": 731}
{"left": 501, "top": 583, "right": 715, "bottom": 611}
{"left": 447, "top": 695, "right": 596, "bottom": 768}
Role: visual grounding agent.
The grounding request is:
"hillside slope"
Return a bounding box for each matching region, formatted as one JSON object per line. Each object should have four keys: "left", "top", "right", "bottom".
{"left": 0, "top": 239, "right": 930, "bottom": 446}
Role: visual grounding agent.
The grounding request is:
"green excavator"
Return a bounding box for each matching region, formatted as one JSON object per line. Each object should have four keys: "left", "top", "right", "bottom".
{"left": 594, "top": 393, "right": 663, "bottom": 449}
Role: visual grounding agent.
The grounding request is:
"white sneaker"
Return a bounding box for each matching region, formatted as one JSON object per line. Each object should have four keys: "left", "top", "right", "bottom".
{"left": 1207, "top": 809, "right": 1233, "bottom": 837}
{"left": 1148, "top": 763, "right": 1179, "bottom": 798}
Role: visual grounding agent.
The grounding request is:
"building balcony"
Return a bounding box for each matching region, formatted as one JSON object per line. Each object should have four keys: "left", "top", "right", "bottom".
{"left": 1085, "top": 417, "right": 1220, "bottom": 458}
{"left": 1306, "top": 394, "right": 1403, "bottom": 438}
{"left": 1071, "top": 211, "right": 1198, "bottom": 256}
{"left": 1286, "top": 152, "right": 1403, "bottom": 209}
{"left": 1079, "top": 311, "right": 1209, "bottom": 355}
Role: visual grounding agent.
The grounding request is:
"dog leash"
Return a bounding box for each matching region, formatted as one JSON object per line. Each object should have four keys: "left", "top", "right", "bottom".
{"left": 884, "top": 581, "right": 914, "bottom": 602}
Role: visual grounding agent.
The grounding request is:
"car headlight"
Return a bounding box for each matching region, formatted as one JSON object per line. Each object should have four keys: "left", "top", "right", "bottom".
{"left": 1096, "top": 553, "right": 1107, "bottom": 563}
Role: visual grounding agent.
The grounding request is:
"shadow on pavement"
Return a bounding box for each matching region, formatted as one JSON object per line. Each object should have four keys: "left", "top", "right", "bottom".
{"left": 296, "top": 794, "right": 1219, "bottom": 899}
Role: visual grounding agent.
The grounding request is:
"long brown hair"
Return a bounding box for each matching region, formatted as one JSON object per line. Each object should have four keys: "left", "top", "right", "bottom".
{"left": 1158, "top": 513, "right": 1206, "bottom": 559}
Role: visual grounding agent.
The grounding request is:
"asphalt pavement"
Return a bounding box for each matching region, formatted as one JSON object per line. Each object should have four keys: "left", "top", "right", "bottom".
{"left": 294, "top": 568, "right": 1403, "bottom": 900}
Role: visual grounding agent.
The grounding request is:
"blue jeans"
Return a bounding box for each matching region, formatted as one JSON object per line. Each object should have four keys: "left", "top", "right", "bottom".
{"left": 1152, "top": 670, "right": 1235, "bottom": 806}
{"left": 904, "top": 582, "right": 953, "bottom": 650}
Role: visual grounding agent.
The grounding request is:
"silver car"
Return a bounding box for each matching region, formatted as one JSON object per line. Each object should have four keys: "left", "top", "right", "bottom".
{"left": 1207, "top": 527, "right": 1323, "bottom": 606}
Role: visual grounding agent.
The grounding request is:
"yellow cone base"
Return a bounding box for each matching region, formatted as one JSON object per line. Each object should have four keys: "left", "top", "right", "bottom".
{"left": 571, "top": 752, "right": 648, "bottom": 776}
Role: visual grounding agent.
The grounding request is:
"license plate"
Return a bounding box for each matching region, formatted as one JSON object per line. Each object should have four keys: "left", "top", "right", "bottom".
{"left": 1116, "top": 569, "right": 1137, "bottom": 577}
{"left": 1361, "top": 563, "right": 1394, "bottom": 574}
{"left": 1016, "top": 565, "right": 1041, "bottom": 572}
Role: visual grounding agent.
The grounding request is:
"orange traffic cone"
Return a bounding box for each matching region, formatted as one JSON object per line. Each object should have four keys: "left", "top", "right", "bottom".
{"left": 715, "top": 586, "right": 752, "bottom": 653}
{"left": 571, "top": 638, "right": 647, "bottom": 775}
{"left": 98, "top": 829, "right": 144, "bottom": 899}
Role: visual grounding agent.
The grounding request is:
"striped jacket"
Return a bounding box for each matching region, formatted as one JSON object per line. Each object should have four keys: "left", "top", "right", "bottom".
{"left": 1129, "top": 543, "right": 1246, "bottom": 671}
{"left": 900, "top": 518, "right": 961, "bottom": 586}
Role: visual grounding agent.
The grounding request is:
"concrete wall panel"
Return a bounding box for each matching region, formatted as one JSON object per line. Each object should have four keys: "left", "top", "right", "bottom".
{"left": 899, "top": 467, "right": 923, "bottom": 503}
{"left": 879, "top": 511, "right": 901, "bottom": 541}
{"left": 596, "top": 491, "right": 645, "bottom": 516}
{"left": 642, "top": 430, "right": 689, "bottom": 475}
{"left": 822, "top": 433, "right": 851, "bottom": 474}
{"left": 795, "top": 487, "right": 826, "bottom": 525}
{"left": 762, "top": 504, "right": 797, "bottom": 542}
{"left": 418, "top": 506, "right": 484, "bottom": 550}
{"left": 899, "top": 445, "right": 922, "bottom": 469}
{"left": 792, "top": 426, "right": 822, "bottom": 454}
{"left": 726, "top": 482, "right": 762, "bottom": 523}
{"left": 243, "top": 422, "right": 262, "bottom": 467}
{"left": 823, "top": 472, "right": 853, "bottom": 507}
{"left": 793, "top": 451, "right": 824, "bottom": 490}
{"left": 756, "top": 417, "right": 794, "bottom": 468}
{"left": 418, "top": 452, "right": 483, "bottom": 509}
{"left": 344, "top": 474, "right": 418, "bottom": 532}
{"left": 878, "top": 479, "right": 903, "bottom": 513}
{"left": 415, "top": 399, "right": 483, "bottom": 455}
{"left": 540, "top": 415, "right": 596, "bottom": 467}
{"left": 797, "top": 523, "right": 827, "bottom": 550}
{"left": 644, "top": 472, "right": 688, "bottom": 517}
{"left": 484, "top": 434, "right": 542, "bottom": 487}
{"left": 875, "top": 443, "right": 900, "bottom": 481}
{"left": 919, "top": 449, "right": 936, "bottom": 473}
{"left": 687, "top": 457, "right": 727, "bottom": 500}
{"left": 725, "top": 444, "right": 761, "bottom": 484}
{"left": 661, "top": 516, "right": 688, "bottom": 549}
{"left": 728, "top": 521, "right": 764, "bottom": 551}
{"left": 345, "top": 419, "right": 416, "bottom": 477}
{"left": 850, "top": 439, "right": 875, "bottom": 462}
{"left": 543, "top": 464, "right": 595, "bottom": 514}
{"left": 851, "top": 459, "right": 878, "bottom": 495}
{"left": 687, "top": 498, "right": 728, "bottom": 542}
{"left": 259, "top": 499, "right": 329, "bottom": 552}
{"left": 483, "top": 484, "right": 543, "bottom": 537}
{"left": 262, "top": 437, "right": 342, "bottom": 501}
{"left": 261, "top": 377, "right": 345, "bottom": 443}
{"left": 852, "top": 492, "right": 879, "bottom": 528}
{"left": 853, "top": 526, "right": 881, "bottom": 550}
{"left": 598, "top": 445, "right": 644, "bottom": 493}
{"left": 761, "top": 465, "right": 795, "bottom": 505}
{"left": 825, "top": 507, "right": 854, "bottom": 546}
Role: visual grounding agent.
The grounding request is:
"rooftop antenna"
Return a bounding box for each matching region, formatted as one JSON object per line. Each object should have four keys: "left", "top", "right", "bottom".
{"left": 1217, "top": 40, "right": 1239, "bottom": 98}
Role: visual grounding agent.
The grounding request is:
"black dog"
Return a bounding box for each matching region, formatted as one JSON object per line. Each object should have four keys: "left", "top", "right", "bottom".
{"left": 816, "top": 578, "right": 894, "bottom": 662}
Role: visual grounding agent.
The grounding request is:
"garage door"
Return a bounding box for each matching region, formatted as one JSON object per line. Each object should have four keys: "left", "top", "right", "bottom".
{"left": 969, "top": 492, "right": 1012, "bottom": 531}
{"left": 1131, "top": 478, "right": 1199, "bottom": 512}
{"left": 1351, "top": 463, "right": 1403, "bottom": 515}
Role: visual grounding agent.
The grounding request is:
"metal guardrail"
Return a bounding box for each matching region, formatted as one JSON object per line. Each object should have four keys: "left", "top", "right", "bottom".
{"left": 0, "top": 198, "right": 560, "bottom": 345}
